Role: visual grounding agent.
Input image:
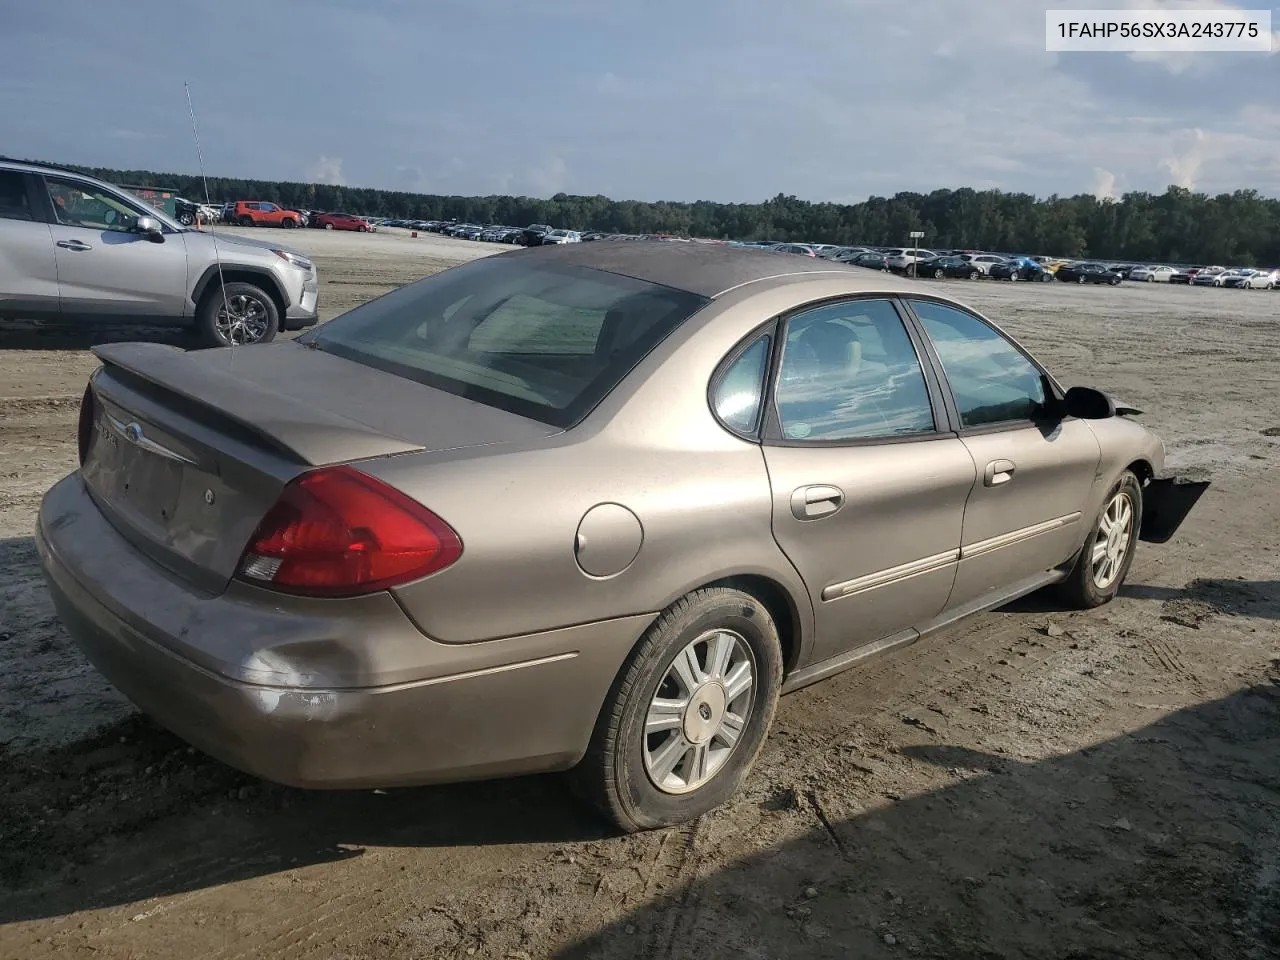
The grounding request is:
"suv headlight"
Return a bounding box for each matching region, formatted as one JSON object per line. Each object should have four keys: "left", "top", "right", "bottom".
{"left": 271, "top": 249, "right": 313, "bottom": 272}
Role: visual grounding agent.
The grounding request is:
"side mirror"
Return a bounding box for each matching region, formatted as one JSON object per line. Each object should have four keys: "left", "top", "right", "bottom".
{"left": 1063, "top": 386, "right": 1116, "bottom": 420}
{"left": 135, "top": 216, "right": 164, "bottom": 241}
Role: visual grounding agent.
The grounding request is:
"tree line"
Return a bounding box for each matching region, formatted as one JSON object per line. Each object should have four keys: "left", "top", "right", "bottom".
{"left": 48, "top": 159, "right": 1280, "bottom": 266}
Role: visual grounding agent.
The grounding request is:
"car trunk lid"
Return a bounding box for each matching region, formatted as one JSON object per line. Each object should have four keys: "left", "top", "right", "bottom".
{"left": 82, "top": 341, "right": 559, "bottom": 594}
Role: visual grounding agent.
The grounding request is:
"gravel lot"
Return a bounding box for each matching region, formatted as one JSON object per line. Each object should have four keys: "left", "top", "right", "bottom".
{"left": 1, "top": 231, "right": 1277, "bottom": 959}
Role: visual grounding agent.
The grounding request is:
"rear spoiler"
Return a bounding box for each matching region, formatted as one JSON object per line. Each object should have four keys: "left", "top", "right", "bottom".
{"left": 91, "top": 343, "right": 426, "bottom": 466}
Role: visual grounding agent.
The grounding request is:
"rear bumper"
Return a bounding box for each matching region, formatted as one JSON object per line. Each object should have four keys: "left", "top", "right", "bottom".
{"left": 36, "top": 473, "right": 649, "bottom": 789}
{"left": 1140, "top": 474, "right": 1211, "bottom": 544}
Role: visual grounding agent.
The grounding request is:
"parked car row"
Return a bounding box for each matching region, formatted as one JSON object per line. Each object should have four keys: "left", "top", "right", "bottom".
{"left": 205, "top": 201, "right": 1280, "bottom": 289}
{"left": 208, "top": 201, "right": 378, "bottom": 232}
{"left": 729, "top": 241, "right": 1280, "bottom": 290}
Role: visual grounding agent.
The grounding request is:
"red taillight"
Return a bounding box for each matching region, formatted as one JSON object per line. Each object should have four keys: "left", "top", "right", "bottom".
{"left": 77, "top": 383, "right": 96, "bottom": 466}
{"left": 237, "top": 466, "right": 462, "bottom": 597}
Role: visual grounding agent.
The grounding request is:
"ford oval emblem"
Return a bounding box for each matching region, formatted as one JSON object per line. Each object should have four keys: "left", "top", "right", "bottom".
{"left": 125, "top": 422, "right": 145, "bottom": 444}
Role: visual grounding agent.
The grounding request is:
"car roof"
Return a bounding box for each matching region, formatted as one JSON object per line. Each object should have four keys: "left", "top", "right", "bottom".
{"left": 509, "top": 239, "right": 917, "bottom": 298}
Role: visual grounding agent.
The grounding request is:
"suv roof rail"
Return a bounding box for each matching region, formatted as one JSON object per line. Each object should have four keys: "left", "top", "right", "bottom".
{"left": 0, "top": 156, "right": 96, "bottom": 176}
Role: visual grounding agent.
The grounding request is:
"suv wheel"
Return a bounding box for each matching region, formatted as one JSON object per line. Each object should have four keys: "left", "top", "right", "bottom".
{"left": 282, "top": 218, "right": 297, "bottom": 229}
{"left": 196, "top": 282, "right": 280, "bottom": 348}
{"left": 570, "top": 586, "right": 783, "bottom": 832}
{"left": 238, "top": 216, "right": 254, "bottom": 227}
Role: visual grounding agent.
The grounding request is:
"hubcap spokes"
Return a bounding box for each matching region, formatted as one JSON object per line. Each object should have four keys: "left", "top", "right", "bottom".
{"left": 1091, "top": 492, "right": 1133, "bottom": 589}
{"left": 215, "top": 294, "right": 269, "bottom": 344}
{"left": 643, "top": 629, "right": 755, "bottom": 795}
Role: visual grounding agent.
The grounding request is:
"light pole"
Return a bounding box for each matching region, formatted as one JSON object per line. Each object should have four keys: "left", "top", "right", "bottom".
{"left": 908, "top": 230, "right": 924, "bottom": 279}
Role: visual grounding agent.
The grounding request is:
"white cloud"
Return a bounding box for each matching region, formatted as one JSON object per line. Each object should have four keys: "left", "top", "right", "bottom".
{"left": 306, "top": 156, "right": 345, "bottom": 186}
{"left": 1160, "top": 129, "right": 1215, "bottom": 189}
{"left": 1092, "top": 167, "right": 1120, "bottom": 200}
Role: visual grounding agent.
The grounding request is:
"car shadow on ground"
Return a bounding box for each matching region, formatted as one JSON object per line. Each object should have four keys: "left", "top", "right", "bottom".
{"left": 1122, "top": 578, "right": 1280, "bottom": 623}
{"left": 0, "top": 319, "right": 197, "bottom": 351}
{"left": 558, "top": 679, "right": 1280, "bottom": 959}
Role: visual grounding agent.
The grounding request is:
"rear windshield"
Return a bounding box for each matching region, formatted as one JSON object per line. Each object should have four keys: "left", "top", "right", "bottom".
{"left": 309, "top": 257, "right": 708, "bottom": 428}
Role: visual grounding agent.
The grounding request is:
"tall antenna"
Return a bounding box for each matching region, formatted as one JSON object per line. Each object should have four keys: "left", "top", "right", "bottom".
{"left": 184, "top": 82, "right": 233, "bottom": 351}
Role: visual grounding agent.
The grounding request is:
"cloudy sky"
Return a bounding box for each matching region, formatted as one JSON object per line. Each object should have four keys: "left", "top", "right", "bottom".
{"left": 1, "top": 0, "right": 1276, "bottom": 203}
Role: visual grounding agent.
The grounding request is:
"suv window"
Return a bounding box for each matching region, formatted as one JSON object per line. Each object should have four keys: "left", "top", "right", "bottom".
{"left": 713, "top": 334, "right": 771, "bottom": 435}
{"left": 773, "top": 299, "right": 935, "bottom": 442}
{"left": 45, "top": 178, "right": 142, "bottom": 233}
{"left": 909, "top": 300, "right": 1048, "bottom": 428}
{"left": 311, "top": 257, "right": 708, "bottom": 428}
{"left": 0, "top": 171, "right": 33, "bottom": 221}
{"left": 260, "top": 202, "right": 278, "bottom": 212}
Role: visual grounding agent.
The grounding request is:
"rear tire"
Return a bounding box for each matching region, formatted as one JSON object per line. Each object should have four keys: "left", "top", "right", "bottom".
{"left": 325, "top": 223, "right": 334, "bottom": 230}
{"left": 238, "top": 215, "right": 254, "bottom": 227}
{"left": 177, "top": 212, "right": 195, "bottom": 226}
{"left": 1058, "top": 471, "right": 1142, "bottom": 609}
{"left": 570, "top": 587, "right": 783, "bottom": 833}
{"left": 195, "top": 281, "right": 280, "bottom": 348}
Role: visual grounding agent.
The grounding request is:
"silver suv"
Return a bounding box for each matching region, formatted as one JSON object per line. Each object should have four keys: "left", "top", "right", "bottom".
{"left": 0, "top": 159, "right": 319, "bottom": 346}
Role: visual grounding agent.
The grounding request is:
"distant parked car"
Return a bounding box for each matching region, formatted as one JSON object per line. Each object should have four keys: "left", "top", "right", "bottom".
{"left": 1220, "top": 269, "right": 1275, "bottom": 289}
{"left": 1191, "top": 267, "right": 1230, "bottom": 287}
{"left": 1238, "top": 267, "right": 1280, "bottom": 289}
{"left": 1168, "top": 266, "right": 1203, "bottom": 285}
{"left": 233, "top": 201, "right": 303, "bottom": 229}
{"left": 959, "top": 253, "right": 1008, "bottom": 275}
{"left": 521, "top": 223, "right": 554, "bottom": 246}
{"left": 822, "top": 246, "right": 871, "bottom": 261}
{"left": 541, "top": 229, "right": 581, "bottom": 245}
{"left": 312, "top": 212, "right": 372, "bottom": 232}
{"left": 1129, "top": 265, "right": 1177, "bottom": 283}
{"left": 773, "top": 244, "right": 817, "bottom": 257}
{"left": 846, "top": 251, "right": 890, "bottom": 271}
{"left": 920, "top": 255, "right": 985, "bottom": 280}
{"left": 886, "top": 249, "right": 937, "bottom": 273}
{"left": 989, "top": 258, "right": 1053, "bottom": 282}
{"left": 1056, "top": 262, "right": 1122, "bottom": 285}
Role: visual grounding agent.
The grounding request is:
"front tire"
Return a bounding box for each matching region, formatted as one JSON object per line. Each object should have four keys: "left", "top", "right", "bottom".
{"left": 195, "top": 281, "right": 280, "bottom": 348}
{"left": 570, "top": 587, "right": 783, "bottom": 832}
{"left": 282, "top": 218, "right": 297, "bottom": 229}
{"left": 177, "top": 211, "right": 195, "bottom": 226}
{"left": 1058, "top": 471, "right": 1142, "bottom": 609}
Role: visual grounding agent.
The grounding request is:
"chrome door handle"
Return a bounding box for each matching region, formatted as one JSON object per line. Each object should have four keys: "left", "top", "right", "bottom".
{"left": 791, "top": 484, "right": 845, "bottom": 521}
{"left": 985, "top": 459, "right": 1016, "bottom": 486}
{"left": 56, "top": 239, "right": 93, "bottom": 251}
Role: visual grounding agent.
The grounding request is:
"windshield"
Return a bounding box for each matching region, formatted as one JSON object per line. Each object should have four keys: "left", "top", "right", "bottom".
{"left": 310, "top": 257, "right": 708, "bottom": 428}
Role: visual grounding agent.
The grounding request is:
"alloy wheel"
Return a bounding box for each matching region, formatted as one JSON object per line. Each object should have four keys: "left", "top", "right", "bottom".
{"left": 643, "top": 629, "right": 755, "bottom": 795}
{"left": 1091, "top": 491, "right": 1134, "bottom": 590}
{"left": 214, "top": 293, "right": 271, "bottom": 345}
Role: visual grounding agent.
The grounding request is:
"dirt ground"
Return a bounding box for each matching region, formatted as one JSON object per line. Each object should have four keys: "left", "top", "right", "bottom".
{"left": 1, "top": 232, "right": 1277, "bottom": 960}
